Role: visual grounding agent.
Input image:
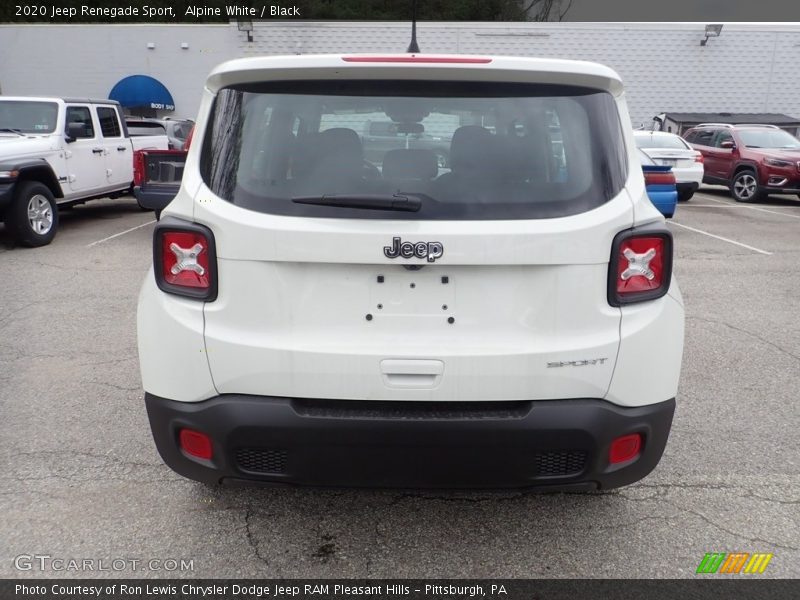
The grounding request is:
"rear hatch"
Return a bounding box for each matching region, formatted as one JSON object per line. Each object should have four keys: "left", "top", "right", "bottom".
{"left": 193, "top": 57, "right": 634, "bottom": 402}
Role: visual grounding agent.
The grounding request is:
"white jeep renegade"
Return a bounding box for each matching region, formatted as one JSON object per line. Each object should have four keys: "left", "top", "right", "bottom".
{"left": 137, "top": 54, "right": 684, "bottom": 490}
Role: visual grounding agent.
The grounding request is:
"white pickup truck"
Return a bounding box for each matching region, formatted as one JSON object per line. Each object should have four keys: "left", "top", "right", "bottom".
{"left": 0, "top": 96, "right": 169, "bottom": 246}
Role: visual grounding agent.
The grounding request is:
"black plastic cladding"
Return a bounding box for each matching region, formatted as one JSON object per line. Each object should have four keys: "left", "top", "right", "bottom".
{"left": 153, "top": 216, "right": 218, "bottom": 302}
{"left": 607, "top": 224, "right": 674, "bottom": 307}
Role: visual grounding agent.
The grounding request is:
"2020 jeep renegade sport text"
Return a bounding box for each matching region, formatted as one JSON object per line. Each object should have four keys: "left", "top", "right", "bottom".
{"left": 138, "top": 54, "right": 685, "bottom": 490}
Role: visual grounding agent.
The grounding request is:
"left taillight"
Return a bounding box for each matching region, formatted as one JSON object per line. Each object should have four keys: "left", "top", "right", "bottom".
{"left": 608, "top": 227, "right": 673, "bottom": 306}
{"left": 153, "top": 218, "right": 217, "bottom": 301}
{"left": 643, "top": 170, "right": 675, "bottom": 186}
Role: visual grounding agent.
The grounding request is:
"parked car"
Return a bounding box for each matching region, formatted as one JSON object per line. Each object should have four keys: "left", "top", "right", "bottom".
{"left": 683, "top": 123, "right": 800, "bottom": 202}
{"left": 0, "top": 96, "right": 169, "bottom": 246}
{"left": 133, "top": 124, "right": 195, "bottom": 218}
{"left": 127, "top": 118, "right": 193, "bottom": 150}
{"left": 633, "top": 130, "right": 703, "bottom": 202}
{"left": 639, "top": 149, "right": 678, "bottom": 218}
{"left": 138, "top": 53, "right": 684, "bottom": 491}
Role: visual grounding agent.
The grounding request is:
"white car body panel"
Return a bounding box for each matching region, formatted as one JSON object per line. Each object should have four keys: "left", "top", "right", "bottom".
{"left": 140, "top": 54, "right": 684, "bottom": 409}
{"left": 137, "top": 273, "right": 217, "bottom": 402}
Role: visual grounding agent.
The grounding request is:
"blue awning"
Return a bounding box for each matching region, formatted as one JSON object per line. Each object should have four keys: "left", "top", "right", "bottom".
{"left": 109, "top": 75, "right": 174, "bottom": 111}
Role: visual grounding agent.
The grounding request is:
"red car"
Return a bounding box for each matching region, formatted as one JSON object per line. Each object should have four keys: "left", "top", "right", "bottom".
{"left": 683, "top": 123, "right": 800, "bottom": 202}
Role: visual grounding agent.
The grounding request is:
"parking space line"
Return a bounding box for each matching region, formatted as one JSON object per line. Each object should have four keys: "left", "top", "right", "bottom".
{"left": 681, "top": 205, "right": 763, "bottom": 208}
{"left": 668, "top": 221, "right": 773, "bottom": 255}
{"left": 86, "top": 220, "right": 156, "bottom": 248}
{"left": 694, "top": 193, "right": 800, "bottom": 219}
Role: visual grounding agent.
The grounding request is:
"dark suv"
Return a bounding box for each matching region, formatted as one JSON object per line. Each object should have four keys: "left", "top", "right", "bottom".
{"left": 683, "top": 123, "right": 800, "bottom": 202}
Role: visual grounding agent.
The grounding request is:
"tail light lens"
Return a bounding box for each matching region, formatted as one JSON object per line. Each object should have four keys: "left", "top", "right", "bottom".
{"left": 153, "top": 218, "right": 217, "bottom": 301}
{"left": 694, "top": 151, "right": 704, "bottom": 163}
{"left": 608, "top": 227, "right": 673, "bottom": 306}
{"left": 643, "top": 170, "right": 675, "bottom": 186}
{"left": 133, "top": 150, "right": 145, "bottom": 187}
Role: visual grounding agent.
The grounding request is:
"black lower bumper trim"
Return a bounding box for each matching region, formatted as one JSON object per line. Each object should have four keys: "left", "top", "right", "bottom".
{"left": 145, "top": 393, "right": 675, "bottom": 490}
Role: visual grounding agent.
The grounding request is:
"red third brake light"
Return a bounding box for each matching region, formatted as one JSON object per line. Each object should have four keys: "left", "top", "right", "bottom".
{"left": 342, "top": 55, "right": 492, "bottom": 64}
{"left": 179, "top": 429, "right": 213, "bottom": 460}
{"left": 608, "top": 229, "right": 673, "bottom": 306}
{"left": 609, "top": 433, "right": 642, "bottom": 464}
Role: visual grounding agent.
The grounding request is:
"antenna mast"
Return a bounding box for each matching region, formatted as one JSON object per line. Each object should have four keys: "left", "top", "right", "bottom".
{"left": 407, "top": 0, "right": 420, "bottom": 53}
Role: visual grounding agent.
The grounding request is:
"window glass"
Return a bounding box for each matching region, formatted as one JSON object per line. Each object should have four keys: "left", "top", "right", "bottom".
{"left": 97, "top": 107, "right": 121, "bottom": 138}
{"left": 690, "top": 129, "right": 716, "bottom": 146}
{"left": 65, "top": 106, "right": 94, "bottom": 138}
{"left": 0, "top": 100, "right": 58, "bottom": 133}
{"left": 634, "top": 134, "right": 690, "bottom": 150}
{"left": 202, "top": 80, "right": 628, "bottom": 221}
{"left": 738, "top": 129, "right": 800, "bottom": 149}
{"left": 172, "top": 122, "right": 192, "bottom": 140}
{"left": 126, "top": 122, "right": 167, "bottom": 136}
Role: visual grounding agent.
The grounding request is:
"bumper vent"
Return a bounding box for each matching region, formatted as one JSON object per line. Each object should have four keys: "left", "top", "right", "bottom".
{"left": 533, "top": 451, "right": 587, "bottom": 477}
{"left": 235, "top": 448, "right": 288, "bottom": 474}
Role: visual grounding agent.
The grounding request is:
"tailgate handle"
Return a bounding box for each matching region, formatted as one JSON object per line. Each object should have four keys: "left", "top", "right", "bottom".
{"left": 380, "top": 359, "right": 444, "bottom": 389}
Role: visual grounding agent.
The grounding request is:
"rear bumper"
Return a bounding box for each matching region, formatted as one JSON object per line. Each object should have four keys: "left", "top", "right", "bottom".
{"left": 145, "top": 393, "right": 675, "bottom": 490}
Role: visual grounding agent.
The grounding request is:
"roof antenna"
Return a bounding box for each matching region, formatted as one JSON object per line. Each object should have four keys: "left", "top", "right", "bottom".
{"left": 407, "top": 0, "right": 420, "bottom": 53}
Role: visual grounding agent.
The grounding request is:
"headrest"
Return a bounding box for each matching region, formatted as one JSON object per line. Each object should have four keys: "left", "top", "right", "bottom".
{"left": 450, "top": 125, "right": 492, "bottom": 171}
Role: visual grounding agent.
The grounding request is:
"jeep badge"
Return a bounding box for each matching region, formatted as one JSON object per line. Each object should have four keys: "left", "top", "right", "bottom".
{"left": 383, "top": 237, "right": 444, "bottom": 263}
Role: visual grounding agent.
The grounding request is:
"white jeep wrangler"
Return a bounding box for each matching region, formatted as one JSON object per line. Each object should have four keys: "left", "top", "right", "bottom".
{"left": 0, "top": 97, "right": 168, "bottom": 246}
{"left": 138, "top": 54, "right": 685, "bottom": 490}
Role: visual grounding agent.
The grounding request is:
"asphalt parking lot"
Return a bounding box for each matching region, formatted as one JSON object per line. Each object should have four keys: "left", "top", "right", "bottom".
{"left": 1, "top": 188, "right": 798, "bottom": 579}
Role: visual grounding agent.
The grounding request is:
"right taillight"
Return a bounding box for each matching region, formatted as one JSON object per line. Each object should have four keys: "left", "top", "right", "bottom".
{"left": 153, "top": 218, "right": 217, "bottom": 301}
{"left": 608, "top": 228, "right": 673, "bottom": 306}
{"left": 133, "top": 150, "right": 145, "bottom": 187}
{"left": 694, "top": 151, "right": 704, "bottom": 163}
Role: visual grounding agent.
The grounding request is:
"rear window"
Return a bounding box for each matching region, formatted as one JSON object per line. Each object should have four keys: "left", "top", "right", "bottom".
{"left": 634, "top": 134, "right": 689, "bottom": 150}
{"left": 127, "top": 122, "right": 167, "bottom": 136}
{"left": 172, "top": 122, "right": 192, "bottom": 140}
{"left": 201, "top": 80, "right": 628, "bottom": 220}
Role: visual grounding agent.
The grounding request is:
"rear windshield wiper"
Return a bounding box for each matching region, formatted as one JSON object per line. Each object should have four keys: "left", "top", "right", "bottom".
{"left": 0, "top": 128, "right": 23, "bottom": 135}
{"left": 291, "top": 194, "right": 423, "bottom": 212}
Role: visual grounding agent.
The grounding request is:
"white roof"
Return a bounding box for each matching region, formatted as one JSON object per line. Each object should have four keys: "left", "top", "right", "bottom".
{"left": 205, "top": 53, "right": 624, "bottom": 96}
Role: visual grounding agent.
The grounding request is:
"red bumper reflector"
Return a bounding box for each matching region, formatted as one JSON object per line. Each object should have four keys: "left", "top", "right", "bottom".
{"left": 609, "top": 433, "right": 642, "bottom": 464}
{"left": 342, "top": 56, "right": 492, "bottom": 63}
{"left": 179, "top": 429, "right": 213, "bottom": 460}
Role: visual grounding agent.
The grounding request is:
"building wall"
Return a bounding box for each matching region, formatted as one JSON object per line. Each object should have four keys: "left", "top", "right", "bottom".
{"left": 1, "top": 22, "right": 799, "bottom": 126}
